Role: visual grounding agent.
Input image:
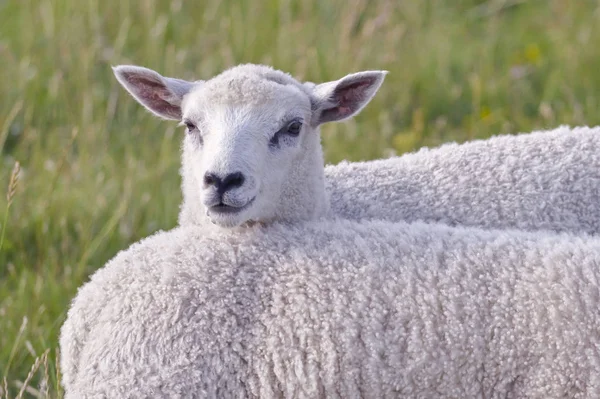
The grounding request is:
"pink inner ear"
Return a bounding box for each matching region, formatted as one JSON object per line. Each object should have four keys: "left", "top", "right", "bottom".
{"left": 123, "top": 73, "right": 181, "bottom": 119}
{"left": 316, "top": 74, "right": 381, "bottom": 124}
{"left": 338, "top": 106, "right": 351, "bottom": 116}
{"left": 337, "top": 79, "right": 376, "bottom": 106}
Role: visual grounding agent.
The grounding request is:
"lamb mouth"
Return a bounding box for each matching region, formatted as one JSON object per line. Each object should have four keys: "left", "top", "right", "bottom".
{"left": 209, "top": 197, "right": 255, "bottom": 215}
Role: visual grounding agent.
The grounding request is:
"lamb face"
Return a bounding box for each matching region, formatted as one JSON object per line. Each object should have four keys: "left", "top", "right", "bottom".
{"left": 180, "top": 70, "right": 321, "bottom": 227}
{"left": 113, "top": 64, "right": 386, "bottom": 227}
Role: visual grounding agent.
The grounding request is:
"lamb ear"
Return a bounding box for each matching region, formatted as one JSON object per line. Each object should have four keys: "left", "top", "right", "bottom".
{"left": 112, "top": 65, "right": 198, "bottom": 120}
{"left": 311, "top": 70, "right": 387, "bottom": 125}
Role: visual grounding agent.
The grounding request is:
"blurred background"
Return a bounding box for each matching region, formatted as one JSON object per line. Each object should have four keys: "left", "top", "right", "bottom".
{"left": 1, "top": 0, "right": 600, "bottom": 396}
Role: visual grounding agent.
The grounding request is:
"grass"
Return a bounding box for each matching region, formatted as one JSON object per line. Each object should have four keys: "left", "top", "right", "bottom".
{"left": 1, "top": 0, "right": 600, "bottom": 396}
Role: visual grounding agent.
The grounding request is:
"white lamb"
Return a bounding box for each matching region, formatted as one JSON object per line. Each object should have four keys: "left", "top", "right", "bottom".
{"left": 61, "top": 221, "right": 600, "bottom": 398}
{"left": 112, "top": 63, "right": 387, "bottom": 228}
{"left": 60, "top": 64, "right": 600, "bottom": 398}
{"left": 324, "top": 125, "right": 600, "bottom": 234}
{"left": 113, "top": 64, "right": 600, "bottom": 234}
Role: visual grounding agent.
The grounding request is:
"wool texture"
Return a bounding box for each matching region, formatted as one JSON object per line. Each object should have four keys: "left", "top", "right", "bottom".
{"left": 324, "top": 125, "right": 600, "bottom": 233}
{"left": 60, "top": 219, "right": 600, "bottom": 398}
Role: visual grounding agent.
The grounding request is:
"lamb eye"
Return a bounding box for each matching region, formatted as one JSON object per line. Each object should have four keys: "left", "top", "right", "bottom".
{"left": 184, "top": 121, "right": 197, "bottom": 132}
{"left": 286, "top": 121, "right": 302, "bottom": 136}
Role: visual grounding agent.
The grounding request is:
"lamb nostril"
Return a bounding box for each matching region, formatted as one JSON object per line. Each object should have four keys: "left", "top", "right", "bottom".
{"left": 226, "top": 172, "right": 245, "bottom": 188}
{"left": 204, "top": 172, "right": 245, "bottom": 195}
{"left": 203, "top": 173, "right": 219, "bottom": 188}
{"left": 221, "top": 172, "right": 245, "bottom": 193}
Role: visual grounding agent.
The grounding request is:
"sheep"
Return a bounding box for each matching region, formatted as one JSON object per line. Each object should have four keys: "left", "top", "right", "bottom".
{"left": 60, "top": 63, "right": 600, "bottom": 397}
{"left": 324, "top": 125, "right": 600, "bottom": 234}
{"left": 178, "top": 124, "right": 600, "bottom": 234}
{"left": 112, "top": 64, "right": 600, "bottom": 234}
{"left": 60, "top": 219, "right": 600, "bottom": 398}
{"left": 113, "top": 63, "right": 387, "bottom": 228}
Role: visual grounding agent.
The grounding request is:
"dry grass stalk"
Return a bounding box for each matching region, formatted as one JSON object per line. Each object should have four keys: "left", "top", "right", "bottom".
{"left": 15, "top": 349, "right": 49, "bottom": 399}
{"left": 0, "top": 160, "right": 20, "bottom": 253}
{"left": 6, "top": 161, "right": 20, "bottom": 206}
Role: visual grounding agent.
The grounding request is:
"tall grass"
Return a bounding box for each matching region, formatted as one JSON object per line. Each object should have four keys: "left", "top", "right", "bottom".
{"left": 1, "top": 0, "right": 600, "bottom": 395}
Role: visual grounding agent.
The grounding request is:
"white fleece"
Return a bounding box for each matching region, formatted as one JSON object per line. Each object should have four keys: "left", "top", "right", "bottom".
{"left": 60, "top": 219, "right": 600, "bottom": 398}
{"left": 181, "top": 125, "right": 600, "bottom": 234}
{"left": 327, "top": 125, "right": 600, "bottom": 233}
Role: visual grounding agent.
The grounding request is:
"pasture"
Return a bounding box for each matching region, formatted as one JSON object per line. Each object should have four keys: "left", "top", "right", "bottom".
{"left": 1, "top": 0, "right": 600, "bottom": 396}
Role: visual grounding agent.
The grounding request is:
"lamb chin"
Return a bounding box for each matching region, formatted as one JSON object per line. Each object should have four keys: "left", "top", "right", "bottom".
{"left": 207, "top": 210, "right": 248, "bottom": 228}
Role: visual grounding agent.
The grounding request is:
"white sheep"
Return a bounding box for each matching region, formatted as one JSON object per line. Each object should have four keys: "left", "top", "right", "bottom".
{"left": 324, "top": 125, "right": 600, "bottom": 234}
{"left": 60, "top": 64, "right": 600, "bottom": 397}
{"left": 61, "top": 220, "right": 600, "bottom": 398}
{"left": 113, "top": 63, "right": 386, "bottom": 228}
{"left": 112, "top": 64, "right": 600, "bottom": 234}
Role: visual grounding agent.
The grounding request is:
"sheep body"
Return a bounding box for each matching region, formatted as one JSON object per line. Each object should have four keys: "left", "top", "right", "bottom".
{"left": 61, "top": 219, "right": 600, "bottom": 398}
{"left": 181, "top": 125, "right": 600, "bottom": 233}
{"left": 326, "top": 125, "right": 600, "bottom": 234}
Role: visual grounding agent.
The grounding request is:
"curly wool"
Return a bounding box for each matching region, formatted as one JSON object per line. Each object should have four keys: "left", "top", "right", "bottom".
{"left": 327, "top": 125, "right": 600, "bottom": 233}
{"left": 61, "top": 219, "right": 600, "bottom": 398}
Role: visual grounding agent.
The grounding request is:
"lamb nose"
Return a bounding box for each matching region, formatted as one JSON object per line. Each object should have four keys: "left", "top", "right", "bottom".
{"left": 221, "top": 172, "right": 245, "bottom": 193}
{"left": 203, "top": 172, "right": 220, "bottom": 188}
{"left": 204, "top": 172, "right": 245, "bottom": 195}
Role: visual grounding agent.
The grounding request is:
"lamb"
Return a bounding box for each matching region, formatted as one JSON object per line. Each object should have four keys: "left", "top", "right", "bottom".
{"left": 61, "top": 219, "right": 600, "bottom": 398}
{"left": 325, "top": 125, "right": 600, "bottom": 234}
{"left": 59, "top": 63, "right": 600, "bottom": 397}
{"left": 112, "top": 63, "right": 387, "bottom": 228}
{"left": 112, "top": 64, "right": 600, "bottom": 234}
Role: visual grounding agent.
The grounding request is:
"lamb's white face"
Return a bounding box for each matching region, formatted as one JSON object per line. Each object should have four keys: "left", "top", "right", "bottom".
{"left": 181, "top": 79, "right": 314, "bottom": 227}
{"left": 113, "top": 63, "right": 386, "bottom": 228}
